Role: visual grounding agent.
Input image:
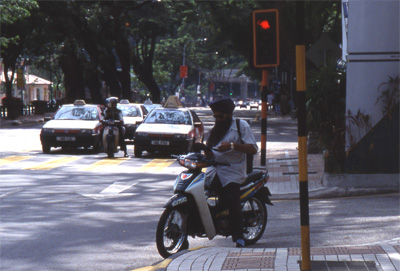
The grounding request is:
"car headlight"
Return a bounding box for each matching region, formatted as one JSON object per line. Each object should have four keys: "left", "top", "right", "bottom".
{"left": 80, "top": 129, "right": 95, "bottom": 134}
{"left": 42, "top": 128, "right": 54, "bottom": 133}
{"left": 174, "top": 134, "right": 187, "bottom": 139}
{"left": 136, "top": 132, "right": 148, "bottom": 137}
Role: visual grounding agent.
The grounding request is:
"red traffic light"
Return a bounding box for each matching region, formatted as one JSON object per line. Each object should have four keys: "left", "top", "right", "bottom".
{"left": 257, "top": 19, "right": 271, "bottom": 30}
{"left": 252, "top": 9, "right": 279, "bottom": 68}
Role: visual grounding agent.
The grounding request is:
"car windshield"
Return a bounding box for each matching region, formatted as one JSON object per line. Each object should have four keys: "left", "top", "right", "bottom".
{"left": 144, "top": 110, "right": 192, "bottom": 125}
{"left": 54, "top": 106, "right": 100, "bottom": 120}
{"left": 118, "top": 104, "right": 141, "bottom": 117}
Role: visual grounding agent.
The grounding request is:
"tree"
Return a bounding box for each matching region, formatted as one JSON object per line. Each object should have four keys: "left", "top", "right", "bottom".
{"left": 0, "top": 0, "right": 38, "bottom": 101}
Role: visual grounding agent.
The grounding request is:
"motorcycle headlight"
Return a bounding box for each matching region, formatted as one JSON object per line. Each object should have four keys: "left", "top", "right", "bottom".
{"left": 185, "top": 158, "right": 197, "bottom": 169}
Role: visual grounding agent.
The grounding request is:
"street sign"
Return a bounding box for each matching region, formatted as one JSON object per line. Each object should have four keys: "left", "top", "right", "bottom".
{"left": 17, "top": 68, "right": 25, "bottom": 88}
{"left": 180, "top": 65, "right": 188, "bottom": 78}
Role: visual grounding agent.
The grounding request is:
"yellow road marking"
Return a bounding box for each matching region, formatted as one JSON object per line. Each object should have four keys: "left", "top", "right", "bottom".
{"left": 0, "top": 156, "right": 31, "bottom": 167}
{"left": 136, "top": 159, "right": 175, "bottom": 173}
{"left": 24, "top": 156, "right": 82, "bottom": 170}
{"left": 83, "top": 158, "right": 129, "bottom": 171}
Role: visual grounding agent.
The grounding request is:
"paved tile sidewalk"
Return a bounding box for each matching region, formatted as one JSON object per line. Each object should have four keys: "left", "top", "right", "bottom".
{"left": 261, "top": 150, "right": 324, "bottom": 195}
{"left": 159, "top": 238, "right": 400, "bottom": 271}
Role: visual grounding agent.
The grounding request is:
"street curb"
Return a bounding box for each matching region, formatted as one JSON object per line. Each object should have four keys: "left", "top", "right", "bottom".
{"left": 271, "top": 187, "right": 399, "bottom": 201}
{"left": 131, "top": 247, "right": 205, "bottom": 271}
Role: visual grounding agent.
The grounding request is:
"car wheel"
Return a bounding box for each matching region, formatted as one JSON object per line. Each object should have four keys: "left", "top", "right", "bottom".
{"left": 93, "top": 140, "right": 102, "bottom": 153}
{"left": 42, "top": 144, "right": 51, "bottom": 153}
{"left": 134, "top": 147, "right": 142, "bottom": 158}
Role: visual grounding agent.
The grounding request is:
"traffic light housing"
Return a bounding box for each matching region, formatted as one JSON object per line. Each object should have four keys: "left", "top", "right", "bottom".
{"left": 252, "top": 9, "right": 279, "bottom": 68}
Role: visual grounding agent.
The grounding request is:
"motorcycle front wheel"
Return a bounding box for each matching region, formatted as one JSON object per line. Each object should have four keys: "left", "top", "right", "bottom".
{"left": 156, "top": 207, "right": 188, "bottom": 258}
{"left": 107, "top": 138, "right": 114, "bottom": 158}
{"left": 242, "top": 196, "right": 267, "bottom": 245}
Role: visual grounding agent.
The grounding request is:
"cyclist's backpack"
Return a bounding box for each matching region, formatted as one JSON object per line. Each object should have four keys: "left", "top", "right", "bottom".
{"left": 236, "top": 119, "right": 254, "bottom": 174}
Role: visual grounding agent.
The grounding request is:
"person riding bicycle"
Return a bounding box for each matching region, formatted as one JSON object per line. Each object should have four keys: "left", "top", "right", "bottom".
{"left": 103, "top": 97, "right": 128, "bottom": 157}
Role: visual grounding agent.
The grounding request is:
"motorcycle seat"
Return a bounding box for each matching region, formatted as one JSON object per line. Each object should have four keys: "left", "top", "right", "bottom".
{"left": 241, "top": 171, "right": 264, "bottom": 187}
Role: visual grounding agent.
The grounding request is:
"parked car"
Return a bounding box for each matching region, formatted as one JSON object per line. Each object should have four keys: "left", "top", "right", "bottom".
{"left": 133, "top": 107, "right": 204, "bottom": 157}
{"left": 40, "top": 100, "right": 104, "bottom": 153}
{"left": 117, "top": 102, "right": 148, "bottom": 139}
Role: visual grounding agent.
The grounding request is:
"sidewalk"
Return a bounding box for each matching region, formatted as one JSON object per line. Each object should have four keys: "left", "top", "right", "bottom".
{"left": 134, "top": 115, "right": 399, "bottom": 271}
{"left": 0, "top": 113, "right": 50, "bottom": 128}
{"left": 145, "top": 239, "right": 400, "bottom": 271}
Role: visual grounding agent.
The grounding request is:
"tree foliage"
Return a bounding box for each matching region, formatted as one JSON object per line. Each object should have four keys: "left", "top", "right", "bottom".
{"left": 1, "top": 0, "right": 342, "bottom": 104}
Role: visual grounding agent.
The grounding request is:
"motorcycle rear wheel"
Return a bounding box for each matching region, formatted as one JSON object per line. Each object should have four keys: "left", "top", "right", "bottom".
{"left": 242, "top": 196, "right": 267, "bottom": 245}
{"left": 156, "top": 207, "right": 188, "bottom": 258}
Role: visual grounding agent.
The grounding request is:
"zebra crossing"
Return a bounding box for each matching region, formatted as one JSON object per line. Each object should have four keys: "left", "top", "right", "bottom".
{"left": 0, "top": 153, "right": 179, "bottom": 173}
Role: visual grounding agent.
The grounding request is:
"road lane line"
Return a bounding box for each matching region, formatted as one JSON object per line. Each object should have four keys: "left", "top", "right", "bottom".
{"left": 24, "top": 156, "right": 82, "bottom": 170}
{"left": 0, "top": 156, "right": 31, "bottom": 167}
{"left": 136, "top": 159, "right": 175, "bottom": 173}
{"left": 82, "top": 158, "right": 129, "bottom": 171}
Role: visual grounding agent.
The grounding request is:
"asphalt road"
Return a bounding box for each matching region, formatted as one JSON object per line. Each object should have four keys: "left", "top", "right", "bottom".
{"left": 1, "top": 108, "right": 398, "bottom": 270}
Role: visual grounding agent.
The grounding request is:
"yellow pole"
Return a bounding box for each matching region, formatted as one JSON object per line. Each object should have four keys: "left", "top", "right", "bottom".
{"left": 296, "top": 44, "right": 311, "bottom": 270}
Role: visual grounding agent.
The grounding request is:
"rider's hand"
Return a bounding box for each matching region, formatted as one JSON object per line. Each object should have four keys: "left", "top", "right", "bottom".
{"left": 213, "top": 142, "right": 231, "bottom": 152}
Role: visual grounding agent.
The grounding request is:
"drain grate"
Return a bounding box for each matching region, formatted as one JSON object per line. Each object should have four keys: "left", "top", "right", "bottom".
{"left": 299, "top": 260, "right": 378, "bottom": 271}
{"left": 222, "top": 251, "right": 275, "bottom": 270}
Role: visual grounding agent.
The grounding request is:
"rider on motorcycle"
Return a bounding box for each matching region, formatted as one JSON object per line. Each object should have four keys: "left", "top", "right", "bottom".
{"left": 103, "top": 97, "right": 128, "bottom": 157}
{"left": 205, "top": 98, "right": 258, "bottom": 248}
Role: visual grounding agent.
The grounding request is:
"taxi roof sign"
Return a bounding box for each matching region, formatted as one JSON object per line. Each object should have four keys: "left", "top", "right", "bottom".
{"left": 163, "top": 95, "right": 182, "bottom": 108}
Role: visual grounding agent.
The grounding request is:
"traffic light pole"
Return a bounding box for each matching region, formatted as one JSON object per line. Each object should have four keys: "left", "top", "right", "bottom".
{"left": 260, "top": 70, "right": 268, "bottom": 166}
{"left": 296, "top": 2, "right": 311, "bottom": 270}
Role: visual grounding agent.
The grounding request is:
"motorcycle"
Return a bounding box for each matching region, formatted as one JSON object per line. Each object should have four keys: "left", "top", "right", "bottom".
{"left": 102, "top": 119, "right": 121, "bottom": 158}
{"left": 156, "top": 145, "right": 273, "bottom": 258}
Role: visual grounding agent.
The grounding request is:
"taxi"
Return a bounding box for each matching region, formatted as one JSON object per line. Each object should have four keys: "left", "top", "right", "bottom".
{"left": 133, "top": 96, "right": 204, "bottom": 157}
{"left": 40, "top": 100, "right": 104, "bottom": 153}
{"left": 117, "top": 100, "right": 148, "bottom": 139}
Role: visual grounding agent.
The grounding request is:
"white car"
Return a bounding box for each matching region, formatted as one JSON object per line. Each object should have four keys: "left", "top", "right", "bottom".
{"left": 133, "top": 107, "right": 204, "bottom": 157}
{"left": 117, "top": 103, "right": 148, "bottom": 139}
{"left": 40, "top": 100, "right": 104, "bottom": 153}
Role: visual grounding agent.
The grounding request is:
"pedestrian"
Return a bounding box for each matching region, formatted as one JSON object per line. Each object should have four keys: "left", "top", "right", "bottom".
{"left": 274, "top": 91, "right": 281, "bottom": 115}
{"left": 205, "top": 98, "right": 258, "bottom": 247}
{"left": 267, "top": 92, "right": 274, "bottom": 111}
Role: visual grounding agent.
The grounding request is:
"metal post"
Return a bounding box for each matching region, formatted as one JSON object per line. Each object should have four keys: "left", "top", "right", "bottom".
{"left": 260, "top": 70, "right": 268, "bottom": 166}
{"left": 296, "top": 2, "right": 311, "bottom": 270}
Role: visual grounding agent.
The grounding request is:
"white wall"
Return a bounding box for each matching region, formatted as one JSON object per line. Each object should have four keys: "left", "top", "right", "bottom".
{"left": 345, "top": 0, "right": 400, "bottom": 149}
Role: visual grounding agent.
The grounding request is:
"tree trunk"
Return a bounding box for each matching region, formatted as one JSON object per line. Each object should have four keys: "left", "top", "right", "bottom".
{"left": 59, "top": 43, "right": 85, "bottom": 103}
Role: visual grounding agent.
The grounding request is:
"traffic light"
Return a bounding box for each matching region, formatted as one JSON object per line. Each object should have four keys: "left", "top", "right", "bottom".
{"left": 252, "top": 9, "right": 279, "bottom": 68}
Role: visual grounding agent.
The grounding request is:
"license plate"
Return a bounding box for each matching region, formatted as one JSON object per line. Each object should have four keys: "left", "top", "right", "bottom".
{"left": 56, "top": 136, "right": 76, "bottom": 142}
{"left": 151, "top": 140, "right": 169, "bottom": 146}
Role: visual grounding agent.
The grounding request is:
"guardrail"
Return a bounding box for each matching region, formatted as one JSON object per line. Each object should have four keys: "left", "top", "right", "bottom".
{"left": 0, "top": 104, "right": 59, "bottom": 118}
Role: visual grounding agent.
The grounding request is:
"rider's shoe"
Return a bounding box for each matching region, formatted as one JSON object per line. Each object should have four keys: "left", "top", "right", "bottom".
{"left": 124, "top": 152, "right": 129, "bottom": 157}
{"left": 236, "top": 239, "right": 245, "bottom": 248}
